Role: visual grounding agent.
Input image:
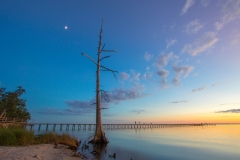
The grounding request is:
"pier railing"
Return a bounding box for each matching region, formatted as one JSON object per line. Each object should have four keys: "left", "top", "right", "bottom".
{"left": 25, "top": 123, "right": 216, "bottom": 132}
{"left": 0, "top": 117, "right": 27, "bottom": 127}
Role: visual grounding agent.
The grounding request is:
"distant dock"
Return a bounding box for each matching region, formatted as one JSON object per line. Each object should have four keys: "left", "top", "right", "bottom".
{"left": 26, "top": 123, "right": 216, "bottom": 132}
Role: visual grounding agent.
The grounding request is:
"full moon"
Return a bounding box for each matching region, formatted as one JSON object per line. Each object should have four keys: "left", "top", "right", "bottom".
{"left": 64, "top": 26, "right": 68, "bottom": 30}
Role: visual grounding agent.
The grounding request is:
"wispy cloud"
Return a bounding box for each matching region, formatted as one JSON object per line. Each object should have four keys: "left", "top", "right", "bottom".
{"left": 142, "top": 73, "right": 147, "bottom": 79}
{"left": 67, "top": 83, "right": 147, "bottom": 107}
{"left": 230, "top": 30, "right": 240, "bottom": 46}
{"left": 120, "top": 72, "right": 130, "bottom": 80}
{"left": 183, "top": 19, "right": 204, "bottom": 34}
{"left": 181, "top": 32, "right": 218, "bottom": 56}
{"left": 130, "top": 70, "right": 141, "bottom": 81}
{"left": 143, "top": 72, "right": 153, "bottom": 80}
{"left": 143, "top": 66, "right": 152, "bottom": 80}
{"left": 37, "top": 83, "right": 147, "bottom": 116}
{"left": 187, "top": 79, "right": 233, "bottom": 93}
{"left": 212, "top": 79, "right": 234, "bottom": 86}
{"left": 212, "top": 82, "right": 224, "bottom": 87}
{"left": 106, "top": 83, "right": 147, "bottom": 104}
{"left": 181, "top": 0, "right": 196, "bottom": 15}
{"left": 131, "top": 109, "right": 147, "bottom": 114}
{"left": 170, "top": 100, "right": 188, "bottom": 103}
{"left": 172, "top": 64, "right": 194, "bottom": 86}
{"left": 215, "top": 109, "right": 240, "bottom": 113}
{"left": 157, "top": 68, "right": 169, "bottom": 88}
{"left": 192, "top": 73, "right": 199, "bottom": 77}
{"left": 66, "top": 100, "right": 96, "bottom": 110}
{"left": 170, "top": 22, "right": 176, "bottom": 30}
{"left": 37, "top": 108, "right": 64, "bottom": 115}
{"left": 220, "top": 102, "right": 240, "bottom": 105}
{"left": 37, "top": 106, "right": 95, "bottom": 115}
{"left": 153, "top": 52, "right": 178, "bottom": 88}
{"left": 144, "top": 52, "right": 153, "bottom": 61}
{"left": 102, "top": 113, "right": 114, "bottom": 117}
{"left": 191, "top": 85, "right": 206, "bottom": 93}
{"left": 166, "top": 39, "right": 177, "bottom": 49}
{"left": 201, "top": 0, "right": 210, "bottom": 7}
{"left": 154, "top": 52, "right": 176, "bottom": 68}
{"left": 215, "top": 0, "right": 240, "bottom": 31}
{"left": 215, "top": 22, "right": 224, "bottom": 31}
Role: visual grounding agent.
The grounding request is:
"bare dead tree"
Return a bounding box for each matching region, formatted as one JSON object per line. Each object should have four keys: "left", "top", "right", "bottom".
{"left": 81, "top": 21, "right": 118, "bottom": 144}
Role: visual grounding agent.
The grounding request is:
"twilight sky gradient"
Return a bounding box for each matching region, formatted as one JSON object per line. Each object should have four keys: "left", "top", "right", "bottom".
{"left": 1, "top": 0, "right": 240, "bottom": 124}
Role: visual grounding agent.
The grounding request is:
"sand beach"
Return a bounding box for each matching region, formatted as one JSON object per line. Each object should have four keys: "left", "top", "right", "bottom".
{"left": 0, "top": 144, "right": 82, "bottom": 160}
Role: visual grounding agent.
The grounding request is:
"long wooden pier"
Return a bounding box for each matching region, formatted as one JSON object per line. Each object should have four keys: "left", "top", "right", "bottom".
{"left": 26, "top": 123, "right": 216, "bottom": 132}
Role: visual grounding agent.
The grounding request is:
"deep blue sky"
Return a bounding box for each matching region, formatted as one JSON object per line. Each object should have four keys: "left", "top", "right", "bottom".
{"left": 1, "top": 0, "right": 240, "bottom": 123}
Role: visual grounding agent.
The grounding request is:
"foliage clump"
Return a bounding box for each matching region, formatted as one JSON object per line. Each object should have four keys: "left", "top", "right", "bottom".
{"left": 0, "top": 86, "right": 30, "bottom": 121}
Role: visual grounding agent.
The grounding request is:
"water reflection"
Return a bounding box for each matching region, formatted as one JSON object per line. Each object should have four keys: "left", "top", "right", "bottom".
{"left": 91, "top": 143, "right": 108, "bottom": 160}
{"left": 134, "top": 128, "right": 141, "bottom": 134}
{"left": 29, "top": 125, "right": 240, "bottom": 160}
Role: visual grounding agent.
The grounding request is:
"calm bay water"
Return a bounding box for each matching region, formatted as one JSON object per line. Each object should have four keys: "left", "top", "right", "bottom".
{"left": 30, "top": 124, "right": 240, "bottom": 160}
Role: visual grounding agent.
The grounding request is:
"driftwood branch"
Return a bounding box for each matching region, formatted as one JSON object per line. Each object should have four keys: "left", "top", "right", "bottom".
{"left": 81, "top": 52, "right": 97, "bottom": 65}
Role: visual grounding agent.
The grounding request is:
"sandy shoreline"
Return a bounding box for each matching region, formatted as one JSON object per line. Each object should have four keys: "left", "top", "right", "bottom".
{"left": 0, "top": 144, "right": 82, "bottom": 160}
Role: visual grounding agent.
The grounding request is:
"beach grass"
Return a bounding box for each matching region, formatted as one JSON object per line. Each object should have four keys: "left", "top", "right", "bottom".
{"left": 35, "top": 132, "right": 78, "bottom": 149}
{"left": 0, "top": 127, "right": 34, "bottom": 146}
{"left": 0, "top": 128, "right": 18, "bottom": 145}
{"left": 0, "top": 127, "right": 77, "bottom": 149}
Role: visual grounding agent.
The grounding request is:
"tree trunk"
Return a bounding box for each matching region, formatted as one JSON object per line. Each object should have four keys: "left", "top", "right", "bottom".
{"left": 89, "top": 25, "right": 108, "bottom": 144}
{"left": 0, "top": 109, "right": 6, "bottom": 117}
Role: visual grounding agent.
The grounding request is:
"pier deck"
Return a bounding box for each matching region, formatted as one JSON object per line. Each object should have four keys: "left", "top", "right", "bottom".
{"left": 25, "top": 123, "right": 216, "bottom": 131}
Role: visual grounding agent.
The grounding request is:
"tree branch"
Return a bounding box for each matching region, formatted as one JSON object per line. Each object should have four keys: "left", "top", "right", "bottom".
{"left": 101, "top": 43, "right": 105, "bottom": 52}
{"left": 100, "top": 65, "right": 119, "bottom": 79}
{"left": 100, "top": 90, "right": 110, "bottom": 103}
{"left": 81, "top": 52, "right": 97, "bottom": 65}
{"left": 102, "top": 50, "right": 118, "bottom": 53}
{"left": 101, "top": 107, "right": 109, "bottom": 110}
{"left": 100, "top": 65, "right": 118, "bottom": 73}
{"left": 90, "top": 103, "right": 96, "bottom": 106}
{"left": 100, "top": 55, "right": 111, "bottom": 61}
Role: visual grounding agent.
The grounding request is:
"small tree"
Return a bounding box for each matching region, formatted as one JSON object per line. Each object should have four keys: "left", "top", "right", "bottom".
{"left": 0, "top": 86, "right": 30, "bottom": 121}
{"left": 82, "top": 21, "right": 118, "bottom": 144}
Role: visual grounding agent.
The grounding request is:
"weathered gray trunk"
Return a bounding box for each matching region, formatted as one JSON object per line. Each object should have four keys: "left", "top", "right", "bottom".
{"left": 82, "top": 21, "right": 117, "bottom": 144}
{"left": 90, "top": 25, "right": 108, "bottom": 144}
